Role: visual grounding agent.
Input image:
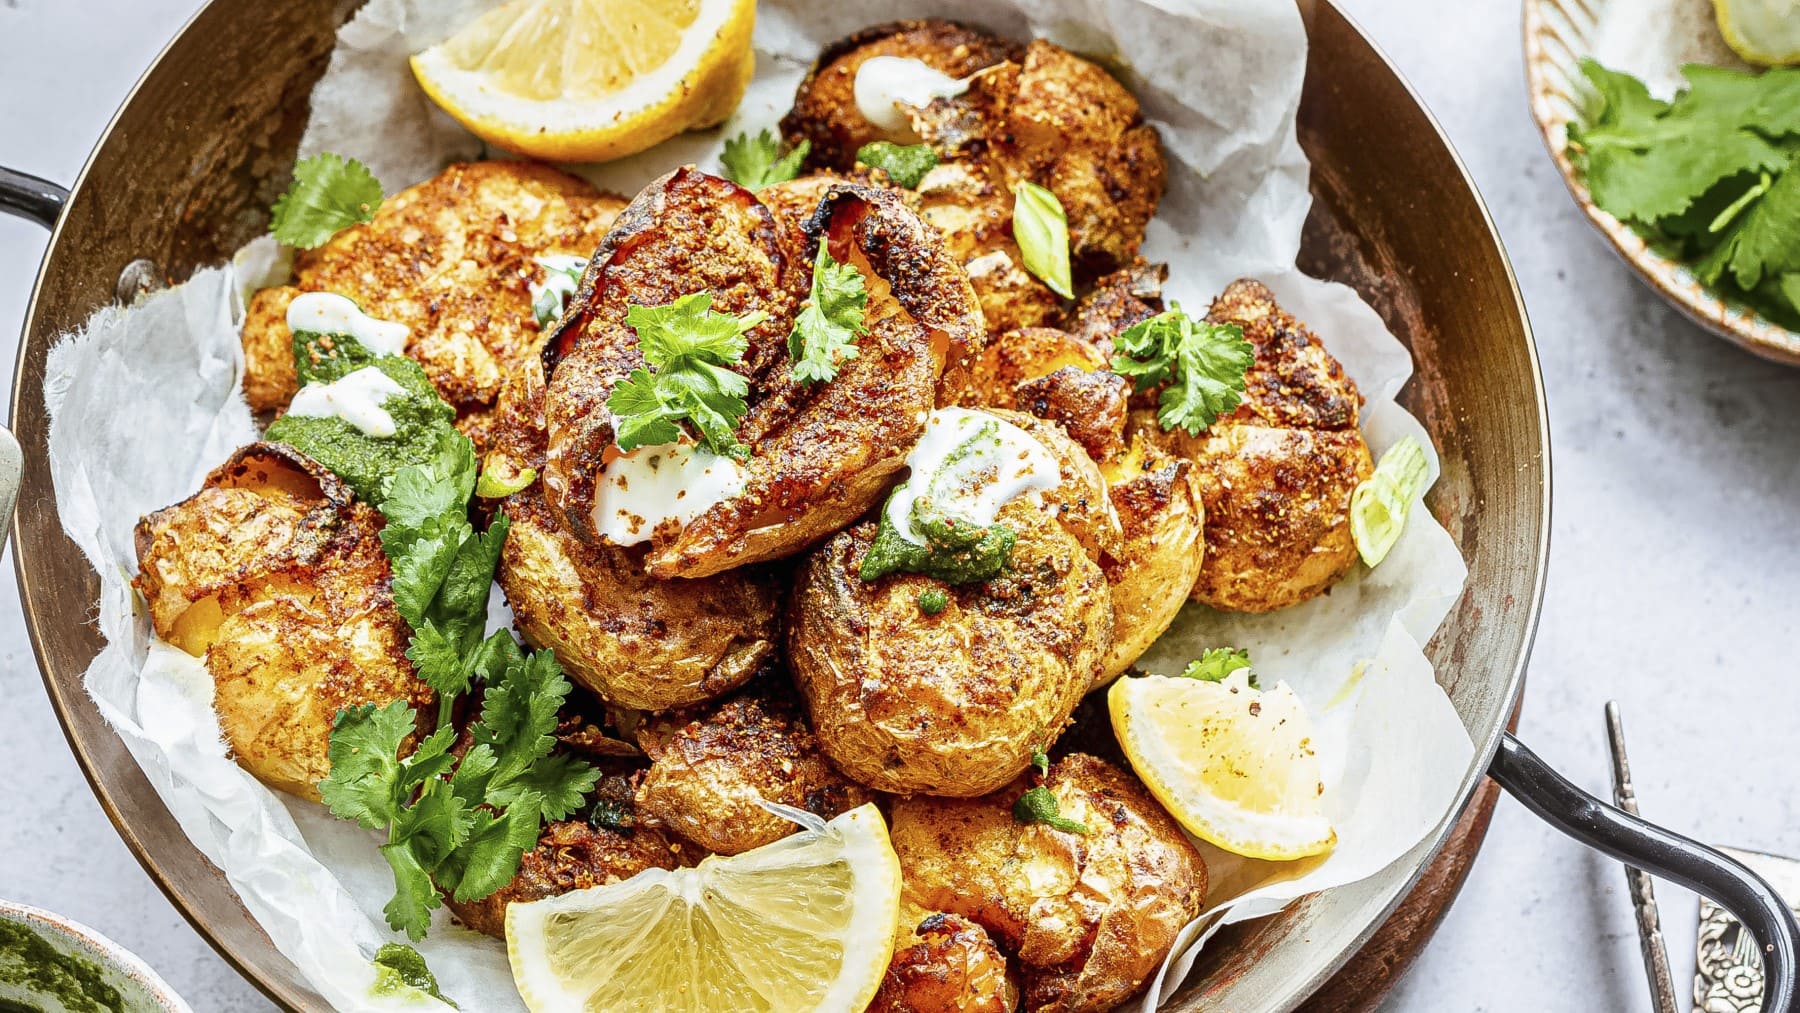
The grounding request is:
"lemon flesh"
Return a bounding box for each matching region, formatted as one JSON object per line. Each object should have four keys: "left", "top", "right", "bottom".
{"left": 506, "top": 803, "right": 901, "bottom": 1012}
{"left": 1713, "top": 0, "right": 1800, "bottom": 65}
{"left": 411, "top": 0, "right": 756, "bottom": 163}
{"left": 1109, "top": 671, "right": 1337, "bottom": 861}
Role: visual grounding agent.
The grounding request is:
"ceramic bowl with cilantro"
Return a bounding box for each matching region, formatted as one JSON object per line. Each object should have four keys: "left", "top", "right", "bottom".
{"left": 1529, "top": 5, "right": 1800, "bottom": 363}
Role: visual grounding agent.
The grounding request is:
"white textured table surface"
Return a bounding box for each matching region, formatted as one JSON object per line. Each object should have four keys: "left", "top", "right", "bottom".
{"left": 3, "top": 1, "right": 1797, "bottom": 1010}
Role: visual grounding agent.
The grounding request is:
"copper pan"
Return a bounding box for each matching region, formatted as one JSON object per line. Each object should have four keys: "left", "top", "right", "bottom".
{"left": 1, "top": 1, "right": 1794, "bottom": 1009}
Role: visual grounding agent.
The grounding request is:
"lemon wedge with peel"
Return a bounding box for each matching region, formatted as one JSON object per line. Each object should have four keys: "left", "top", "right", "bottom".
{"left": 1110, "top": 671, "right": 1336, "bottom": 861}
{"left": 506, "top": 802, "right": 901, "bottom": 1012}
{"left": 1713, "top": 0, "right": 1800, "bottom": 66}
{"left": 411, "top": 0, "right": 756, "bottom": 163}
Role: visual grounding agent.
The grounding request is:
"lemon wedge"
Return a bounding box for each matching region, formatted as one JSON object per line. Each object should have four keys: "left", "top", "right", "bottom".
{"left": 1109, "top": 671, "right": 1336, "bottom": 861}
{"left": 505, "top": 803, "right": 901, "bottom": 1012}
{"left": 1713, "top": 0, "right": 1800, "bottom": 66}
{"left": 411, "top": 0, "right": 756, "bottom": 163}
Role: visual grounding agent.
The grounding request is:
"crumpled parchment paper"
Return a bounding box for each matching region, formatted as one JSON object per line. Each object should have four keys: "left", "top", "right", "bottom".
{"left": 42, "top": 0, "right": 1474, "bottom": 1009}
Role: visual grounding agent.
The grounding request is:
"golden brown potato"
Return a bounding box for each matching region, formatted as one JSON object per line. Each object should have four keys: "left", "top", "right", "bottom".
{"left": 242, "top": 161, "right": 625, "bottom": 448}
{"left": 779, "top": 20, "right": 1022, "bottom": 170}
{"left": 873, "top": 905, "right": 1020, "bottom": 1013}
{"left": 784, "top": 21, "right": 1166, "bottom": 327}
{"left": 132, "top": 443, "right": 432, "bottom": 800}
{"left": 542, "top": 168, "right": 983, "bottom": 578}
{"left": 991, "top": 408, "right": 1123, "bottom": 566}
{"left": 915, "top": 163, "right": 1065, "bottom": 339}
{"left": 889, "top": 754, "right": 1208, "bottom": 1013}
{"left": 998, "top": 41, "right": 1166, "bottom": 273}
{"left": 1069, "top": 259, "right": 1167, "bottom": 355}
{"left": 1095, "top": 414, "right": 1206, "bottom": 684}
{"left": 446, "top": 817, "right": 681, "bottom": 939}
{"left": 632, "top": 679, "right": 872, "bottom": 856}
{"left": 498, "top": 489, "right": 781, "bottom": 711}
{"left": 481, "top": 347, "right": 783, "bottom": 712}
{"left": 787, "top": 503, "right": 1112, "bottom": 797}
{"left": 1178, "top": 280, "right": 1373, "bottom": 613}
{"left": 965, "top": 327, "right": 1108, "bottom": 410}
{"left": 962, "top": 327, "right": 1202, "bottom": 681}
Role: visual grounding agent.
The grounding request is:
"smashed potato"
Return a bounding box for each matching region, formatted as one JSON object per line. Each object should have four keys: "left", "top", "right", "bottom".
{"left": 499, "top": 489, "right": 781, "bottom": 711}
{"left": 242, "top": 161, "right": 624, "bottom": 447}
{"left": 1095, "top": 415, "right": 1206, "bottom": 684}
{"left": 132, "top": 443, "right": 432, "bottom": 800}
{"left": 542, "top": 168, "right": 982, "bottom": 577}
{"left": 783, "top": 20, "right": 1166, "bottom": 329}
{"left": 633, "top": 679, "right": 871, "bottom": 856}
{"left": 872, "top": 906, "right": 1020, "bottom": 1013}
{"left": 964, "top": 326, "right": 1204, "bottom": 682}
{"left": 890, "top": 754, "right": 1208, "bottom": 1013}
{"left": 1180, "top": 280, "right": 1373, "bottom": 613}
{"left": 787, "top": 503, "right": 1112, "bottom": 797}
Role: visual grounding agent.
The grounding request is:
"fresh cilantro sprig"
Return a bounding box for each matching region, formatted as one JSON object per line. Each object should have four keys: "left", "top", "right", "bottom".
{"left": 1570, "top": 60, "right": 1800, "bottom": 325}
{"left": 1111, "top": 303, "right": 1254, "bottom": 435}
{"left": 607, "top": 292, "right": 765, "bottom": 458}
{"left": 378, "top": 432, "right": 517, "bottom": 726}
{"left": 320, "top": 639, "right": 598, "bottom": 940}
{"left": 1181, "top": 647, "right": 1259, "bottom": 689}
{"left": 857, "top": 141, "right": 939, "bottom": 188}
{"left": 720, "top": 129, "right": 811, "bottom": 191}
{"left": 271, "top": 153, "right": 384, "bottom": 249}
{"left": 788, "top": 245, "right": 869, "bottom": 384}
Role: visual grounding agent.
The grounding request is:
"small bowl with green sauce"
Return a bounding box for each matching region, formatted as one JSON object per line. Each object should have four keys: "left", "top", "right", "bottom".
{"left": 0, "top": 902, "right": 190, "bottom": 1013}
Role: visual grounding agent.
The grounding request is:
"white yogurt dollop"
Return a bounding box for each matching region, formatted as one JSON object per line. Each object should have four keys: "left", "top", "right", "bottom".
{"left": 530, "top": 254, "right": 587, "bottom": 326}
{"left": 885, "top": 407, "right": 1061, "bottom": 543}
{"left": 592, "top": 441, "right": 746, "bottom": 546}
{"left": 853, "top": 56, "right": 971, "bottom": 140}
{"left": 285, "top": 366, "right": 407, "bottom": 438}
{"left": 286, "top": 291, "right": 410, "bottom": 356}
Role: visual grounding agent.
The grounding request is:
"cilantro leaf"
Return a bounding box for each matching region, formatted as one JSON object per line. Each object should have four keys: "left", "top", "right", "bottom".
{"left": 1700, "top": 150, "right": 1800, "bottom": 291}
{"left": 270, "top": 153, "right": 384, "bottom": 249}
{"left": 1181, "top": 648, "right": 1259, "bottom": 688}
{"left": 318, "top": 702, "right": 417, "bottom": 831}
{"left": 1571, "top": 61, "right": 1800, "bottom": 323}
{"left": 1111, "top": 303, "right": 1254, "bottom": 435}
{"left": 1012, "top": 785, "right": 1089, "bottom": 835}
{"left": 439, "top": 804, "right": 543, "bottom": 903}
{"left": 607, "top": 293, "right": 762, "bottom": 457}
{"left": 720, "top": 129, "right": 810, "bottom": 191}
{"left": 1012, "top": 181, "right": 1074, "bottom": 299}
{"left": 378, "top": 841, "right": 441, "bottom": 941}
{"left": 856, "top": 141, "right": 939, "bottom": 188}
{"left": 384, "top": 513, "right": 469, "bottom": 631}
{"left": 787, "top": 245, "right": 869, "bottom": 384}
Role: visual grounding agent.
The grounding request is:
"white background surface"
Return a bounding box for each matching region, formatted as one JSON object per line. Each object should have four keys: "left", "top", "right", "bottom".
{"left": 0, "top": 0, "right": 1795, "bottom": 1010}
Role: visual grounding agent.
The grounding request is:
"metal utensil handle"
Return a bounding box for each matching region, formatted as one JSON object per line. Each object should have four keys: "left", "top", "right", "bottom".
{"left": 0, "top": 166, "right": 69, "bottom": 231}
{"left": 0, "top": 164, "right": 60, "bottom": 538}
{"left": 1491, "top": 732, "right": 1800, "bottom": 1013}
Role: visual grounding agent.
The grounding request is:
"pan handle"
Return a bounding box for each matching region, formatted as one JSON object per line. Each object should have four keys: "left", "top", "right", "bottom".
{"left": 0, "top": 165, "right": 57, "bottom": 540}
{"left": 0, "top": 165, "right": 69, "bottom": 231}
{"left": 1491, "top": 732, "right": 1799, "bottom": 1013}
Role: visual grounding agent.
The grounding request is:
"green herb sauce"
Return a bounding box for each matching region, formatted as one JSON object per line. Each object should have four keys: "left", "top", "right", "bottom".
{"left": 264, "top": 332, "right": 457, "bottom": 505}
{"left": 370, "top": 943, "right": 455, "bottom": 1008}
{"left": 861, "top": 500, "right": 1015, "bottom": 584}
{"left": 0, "top": 921, "right": 125, "bottom": 1013}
